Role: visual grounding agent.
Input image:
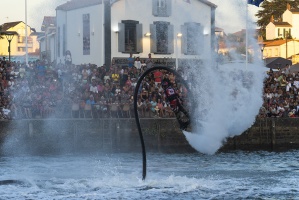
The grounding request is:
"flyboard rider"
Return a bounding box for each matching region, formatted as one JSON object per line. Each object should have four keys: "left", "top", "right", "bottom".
{"left": 161, "top": 79, "right": 190, "bottom": 130}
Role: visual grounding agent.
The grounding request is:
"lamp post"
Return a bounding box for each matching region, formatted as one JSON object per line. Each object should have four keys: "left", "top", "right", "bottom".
{"left": 258, "top": 35, "right": 265, "bottom": 65}
{"left": 286, "top": 31, "right": 289, "bottom": 59}
{"left": 259, "top": 43, "right": 265, "bottom": 61}
{"left": 25, "top": 0, "right": 28, "bottom": 66}
{"left": 0, "top": 31, "right": 18, "bottom": 62}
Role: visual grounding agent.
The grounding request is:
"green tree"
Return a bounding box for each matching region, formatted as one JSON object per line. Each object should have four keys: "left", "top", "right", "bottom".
{"left": 256, "top": 0, "right": 299, "bottom": 39}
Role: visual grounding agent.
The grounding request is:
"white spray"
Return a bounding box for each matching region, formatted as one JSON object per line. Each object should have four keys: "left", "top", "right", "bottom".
{"left": 183, "top": 0, "right": 265, "bottom": 154}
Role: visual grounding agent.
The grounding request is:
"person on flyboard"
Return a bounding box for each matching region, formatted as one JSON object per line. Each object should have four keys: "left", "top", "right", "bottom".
{"left": 161, "top": 79, "right": 190, "bottom": 130}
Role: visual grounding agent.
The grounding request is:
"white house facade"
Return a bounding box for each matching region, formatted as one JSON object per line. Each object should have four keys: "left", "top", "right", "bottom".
{"left": 52, "top": 0, "right": 216, "bottom": 68}
{"left": 266, "top": 5, "right": 299, "bottom": 40}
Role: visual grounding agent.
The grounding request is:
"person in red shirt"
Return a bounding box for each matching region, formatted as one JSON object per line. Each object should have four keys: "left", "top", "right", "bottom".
{"left": 154, "top": 70, "right": 163, "bottom": 86}
{"left": 162, "top": 79, "right": 190, "bottom": 130}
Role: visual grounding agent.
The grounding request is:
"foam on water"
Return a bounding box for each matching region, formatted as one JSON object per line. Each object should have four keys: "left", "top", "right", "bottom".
{"left": 0, "top": 152, "right": 298, "bottom": 199}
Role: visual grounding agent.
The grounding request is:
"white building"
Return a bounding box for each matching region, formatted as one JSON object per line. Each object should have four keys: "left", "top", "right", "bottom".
{"left": 266, "top": 4, "right": 299, "bottom": 40}
{"left": 263, "top": 3, "right": 299, "bottom": 62}
{"left": 52, "top": 0, "right": 216, "bottom": 68}
{"left": 38, "top": 16, "right": 56, "bottom": 63}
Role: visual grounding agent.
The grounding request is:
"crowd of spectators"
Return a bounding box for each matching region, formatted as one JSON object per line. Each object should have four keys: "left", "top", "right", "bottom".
{"left": 259, "top": 65, "right": 299, "bottom": 118}
{"left": 0, "top": 54, "right": 188, "bottom": 120}
{"left": 2, "top": 55, "right": 298, "bottom": 120}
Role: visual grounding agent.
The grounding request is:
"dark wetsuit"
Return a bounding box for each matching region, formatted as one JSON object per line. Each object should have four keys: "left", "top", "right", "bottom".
{"left": 164, "top": 86, "right": 190, "bottom": 130}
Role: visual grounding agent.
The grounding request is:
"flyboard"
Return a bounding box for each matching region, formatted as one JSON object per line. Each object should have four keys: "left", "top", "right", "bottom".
{"left": 133, "top": 66, "right": 194, "bottom": 180}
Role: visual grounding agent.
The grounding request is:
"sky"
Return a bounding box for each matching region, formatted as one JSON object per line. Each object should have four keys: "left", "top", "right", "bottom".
{"left": 0, "top": 0, "right": 260, "bottom": 33}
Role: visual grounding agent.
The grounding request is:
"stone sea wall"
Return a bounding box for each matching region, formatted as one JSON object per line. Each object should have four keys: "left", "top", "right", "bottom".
{"left": 0, "top": 118, "right": 299, "bottom": 154}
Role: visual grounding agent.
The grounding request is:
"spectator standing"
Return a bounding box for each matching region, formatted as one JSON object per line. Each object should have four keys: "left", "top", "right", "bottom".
{"left": 146, "top": 53, "right": 154, "bottom": 69}
{"left": 120, "top": 68, "right": 129, "bottom": 87}
{"left": 141, "top": 60, "right": 147, "bottom": 72}
{"left": 127, "top": 53, "right": 134, "bottom": 69}
{"left": 134, "top": 57, "right": 141, "bottom": 70}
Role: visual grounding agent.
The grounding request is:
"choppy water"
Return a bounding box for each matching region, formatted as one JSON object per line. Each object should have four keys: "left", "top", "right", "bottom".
{"left": 0, "top": 151, "right": 298, "bottom": 199}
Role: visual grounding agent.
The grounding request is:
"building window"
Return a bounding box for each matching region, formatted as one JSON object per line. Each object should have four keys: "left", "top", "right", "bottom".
{"left": 83, "top": 13, "right": 90, "bottom": 55}
{"left": 63, "top": 24, "right": 66, "bottom": 56}
{"left": 283, "top": 28, "right": 286, "bottom": 38}
{"left": 18, "top": 36, "right": 25, "bottom": 43}
{"left": 18, "top": 47, "right": 26, "bottom": 52}
{"left": 57, "top": 26, "right": 60, "bottom": 57}
{"left": 181, "top": 22, "right": 203, "bottom": 55}
{"left": 150, "top": 21, "right": 174, "bottom": 54}
{"left": 118, "top": 20, "right": 143, "bottom": 53}
{"left": 269, "top": 49, "right": 272, "bottom": 57}
{"left": 278, "top": 29, "right": 280, "bottom": 37}
{"left": 152, "top": 0, "right": 172, "bottom": 17}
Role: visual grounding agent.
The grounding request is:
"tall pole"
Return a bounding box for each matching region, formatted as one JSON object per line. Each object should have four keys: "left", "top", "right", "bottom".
{"left": 286, "top": 31, "right": 288, "bottom": 59}
{"left": 245, "top": 2, "right": 248, "bottom": 69}
{"left": 102, "top": 1, "right": 105, "bottom": 66}
{"left": 175, "top": 36, "right": 178, "bottom": 70}
{"left": 8, "top": 40, "right": 11, "bottom": 62}
{"left": 25, "top": 0, "right": 28, "bottom": 66}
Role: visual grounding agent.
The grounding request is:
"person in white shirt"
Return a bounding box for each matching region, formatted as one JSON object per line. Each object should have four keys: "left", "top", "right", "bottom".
{"left": 293, "top": 77, "right": 299, "bottom": 89}
{"left": 89, "top": 81, "right": 98, "bottom": 94}
{"left": 134, "top": 57, "right": 141, "bottom": 70}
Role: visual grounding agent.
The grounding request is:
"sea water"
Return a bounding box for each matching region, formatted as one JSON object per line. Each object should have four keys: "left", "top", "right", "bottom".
{"left": 0, "top": 151, "right": 298, "bottom": 199}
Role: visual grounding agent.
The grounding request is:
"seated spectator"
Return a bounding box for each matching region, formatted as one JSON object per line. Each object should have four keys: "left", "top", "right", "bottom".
{"left": 268, "top": 104, "right": 278, "bottom": 117}
{"left": 141, "top": 88, "right": 148, "bottom": 101}
{"left": 90, "top": 81, "right": 98, "bottom": 94}
{"left": 143, "top": 98, "right": 152, "bottom": 117}
{"left": 97, "top": 82, "right": 105, "bottom": 94}
{"left": 111, "top": 69, "right": 120, "bottom": 84}
{"left": 104, "top": 71, "right": 111, "bottom": 83}
{"left": 150, "top": 97, "right": 158, "bottom": 117}
{"left": 137, "top": 98, "right": 145, "bottom": 117}
{"left": 157, "top": 98, "right": 164, "bottom": 117}
{"left": 125, "top": 76, "right": 132, "bottom": 87}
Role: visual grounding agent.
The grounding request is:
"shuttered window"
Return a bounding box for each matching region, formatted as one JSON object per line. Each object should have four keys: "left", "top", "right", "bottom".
{"left": 118, "top": 20, "right": 143, "bottom": 53}
{"left": 63, "top": 24, "right": 66, "bottom": 56}
{"left": 152, "top": 0, "right": 172, "bottom": 17}
{"left": 181, "top": 22, "right": 203, "bottom": 55}
{"left": 150, "top": 21, "right": 174, "bottom": 54}
{"left": 57, "top": 26, "right": 60, "bottom": 57}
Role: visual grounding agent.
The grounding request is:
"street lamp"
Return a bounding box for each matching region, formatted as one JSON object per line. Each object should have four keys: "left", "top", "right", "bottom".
{"left": 258, "top": 35, "right": 265, "bottom": 64}
{"left": 285, "top": 31, "right": 290, "bottom": 59}
{"left": 0, "top": 31, "right": 18, "bottom": 62}
{"left": 259, "top": 42, "right": 265, "bottom": 60}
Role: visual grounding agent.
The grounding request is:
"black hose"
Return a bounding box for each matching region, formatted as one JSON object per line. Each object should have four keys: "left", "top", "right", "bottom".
{"left": 133, "top": 66, "right": 193, "bottom": 180}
